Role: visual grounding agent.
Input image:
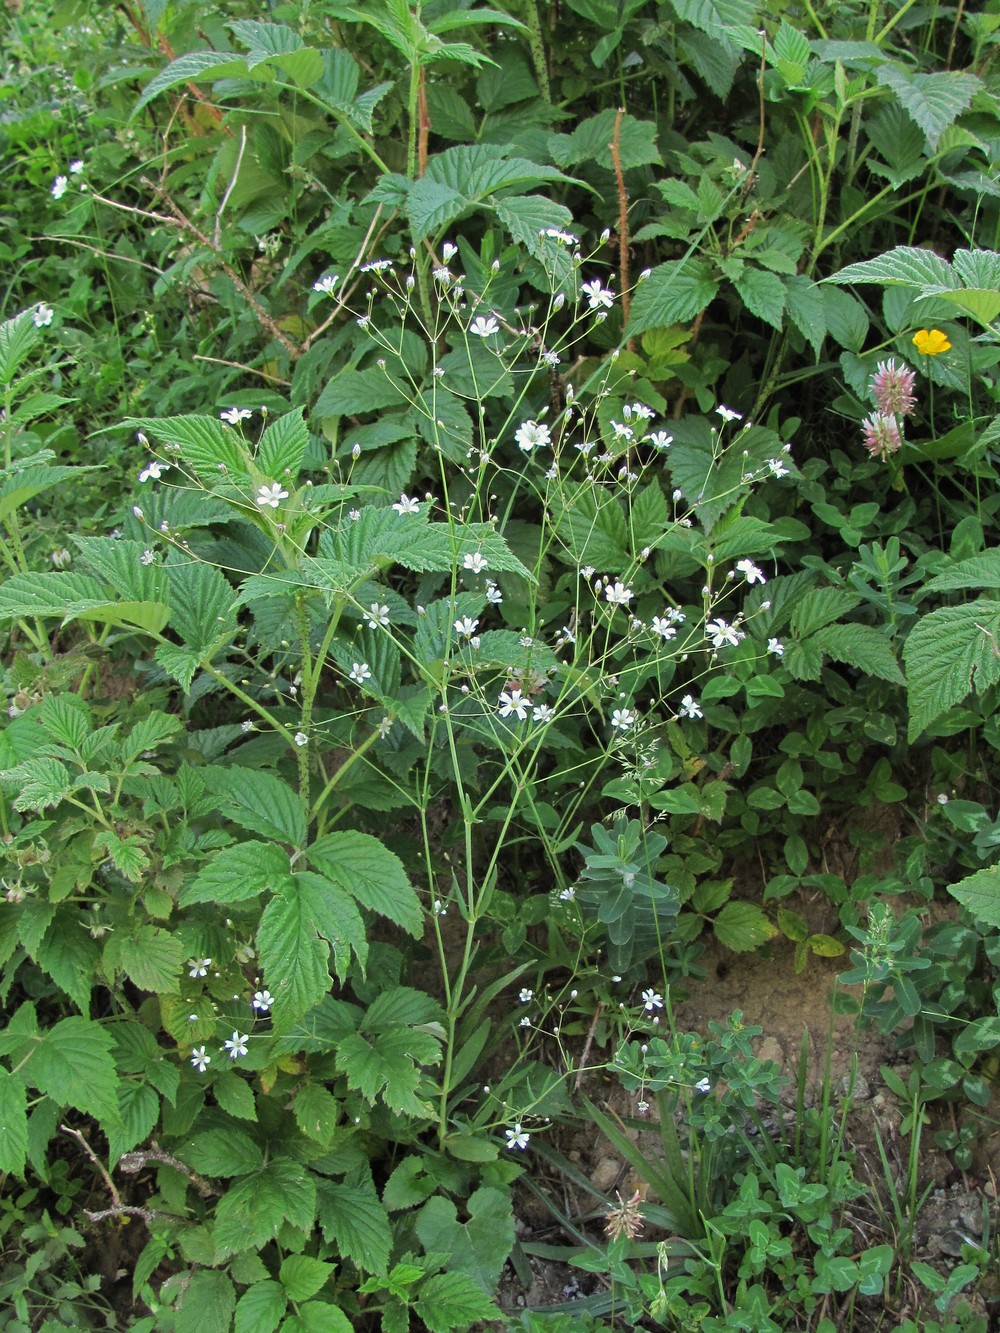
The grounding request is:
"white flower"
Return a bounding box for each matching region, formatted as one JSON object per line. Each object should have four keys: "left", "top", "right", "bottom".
{"left": 736, "top": 559, "right": 766, "bottom": 584}
{"left": 630, "top": 402, "right": 655, "bottom": 420}
{"left": 132, "top": 505, "right": 144, "bottom": 520}
{"left": 544, "top": 227, "right": 579, "bottom": 245}
{"left": 505, "top": 1123, "right": 530, "bottom": 1150}
{"left": 716, "top": 405, "right": 742, "bottom": 423}
{"left": 256, "top": 482, "right": 288, "bottom": 509}
{"left": 485, "top": 580, "right": 502, "bottom": 604}
{"left": 454, "top": 616, "right": 479, "bottom": 637}
{"left": 69, "top": 159, "right": 84, "bottom": 175}
{"left": 221, "top": 406, "right": 253, "bottom": 424}
{"left": 470, "top": 315, "right": 499, "bottom": 337}
{"left": 441, "top": 242, "right": 458, "bottom": 262}
{"left": 312, "top": 274, "right": 339, "bottom": 294}
{"left": 767, "top": 457, "right": 790, "bottom": 478}
{"left": 190, "top": 1046, "right": 211, "bottom": 1073}
{"left": 141, "top": 549, "right": 156, "bottom": 566}
{"left": 582, "top": 279, "right": 614, "bottom": 309}
{"left": 541, "top": 349, "right": 561, "bottom": 367}
{"left": 252, "top": 990, "right": 274, "bottom": 1012}
{"left": 188, "top": 958, "right": 211, "bottom": 978}
{"left": 138, "top": 461, "right": 166, "bottom": 482}
{"left": 694, "top": 1076, "right": 711, "bottom": 1093}
{"left": 648, "top": 430, "right": 673, "bottom": 450}
{"left": 51, "top": 175, "right": 68, "bottom": 200}
{"left": 533, "top": 704, "right": 554, "bottom": 723}
{"left": 651, "top": 617, "right": 677, "bottom": 640}
{"left": 433, "top": 898, "right": 447, "bottom": 915}
{"left": 241, "top": 720, "right": 256, "bottom": 732}
{"left": 433, "top": 267, "right": 452, "bottom": 284}
{"left": 224, "top": 1031, "right": 249, "bottom": 1059}
{"left": 294, "top": 731, "right": 308, "bottom": 747}
{"left": 559, "top": 886, "right": 576, "bottom": 901}
{"left": 519, "top": 988, "right": 534, "bottom": 1003}
{"left": 678, "top": 694, "right": 703, "bottom": 720}
{"left": 349, "top": 508, "right": 360, "bottom": 521}
{"left": 498, "top": 689, "right": 530, "bottom": 721}
{"left": 642, "top": 988, "right": 663, "bottom": 1011}
{"left": 359, "top": 259, "right": 393, "bottom": 273}
{"left": 463, "top": 552, "right": 488, "bottom": 574}
{"left": 604, "top": 581, "right": 633, "bottom": 607}
{"left": 637, "top": 1100, "right": 650, "bottom": 1114}
{"left": 707, "top": 618, "right": 743, "bottom": 649}
{"left": 515, "top": 420, "right": 551, "bottom": 453}
{"left": 349, "top": 662, "right": 372, "bottom": 684}
{"left": 366, "top": 602, "right": 390, "bottom": 628}
{"left": 33, "top": 303, "right": 54, "bottom": 327}
{"left": 519, "top": 1015, "right": 531, "bottom": 1027}
{"left": 392, "top": 493, "right": 420, "bottom": 515}
{"left": 611, "top": 707, "right": 636, "bottom": 731}
{"left": 767, "top": 637, "right": 785, "bottom": 657}
{"left": 610, "top": 420, "right": 634, "bottom": 441}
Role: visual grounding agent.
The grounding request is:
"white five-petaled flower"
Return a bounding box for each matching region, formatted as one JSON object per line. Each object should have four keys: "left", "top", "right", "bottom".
{"left": 533, "top": 703, "right": 554, "bottom": 723}
{"left": 51, "top": 175, "right": 68, "bottom": 200}
{"left": 294, "top": 732, "right": 308, "bottom": 747}
{"left": 138, "top": 461, "right": 166, "bottom": 482}
{"left": 694, "top": 1076, "right": 711, "bottom": 1093}
{"left": 190, "top": 1046, "right": 211, "bottom": 1073}
{"left": 454, "top": 616, "right": 479, "bottom": 637}
{"left": 463, "top": 552, "right": 488, "bottom": 574}
{"left": 519, "top": 988, "right": 533, "bottom": 1003}
{"left": 256, "top": 482, "right": 289, "bottom": 509}
{"left": 604, "top": 581, "right": 634, "bottom": 607}
{"left": 559, "top": 886, "right": 576, "bottom": 901}
{"left": 366, "top": 602, "right": 390, "bottom": 628}
{"left": 648, "top": 430, "right": 673, "bottom": 450}
{"left": 470, "top": 315, "right": 499, "bottom": 337}
{"left": 498, "top": 689, "right": 530, "bottom": 721}
{"left": 767, "top": 637, "right": 785, "bottom": 657}
{"left": 141, "top": 550, "right": 156, "bottom": 566}
{"left": 312, "top": 274, "right": 339, "bottom": 294}
{"left": 441, "top": 242, "right": 458, "bottom": 262}
{"left": 188, "top": 958, "right": 212, "bottom": 978}
{"left": 707, "top": 618, "right": 743, "bottom": 649}
{"left": 33, "top": 303, "right": 54, "bottom": 327}
{"left": 651, "top": 617, "right": 677, "bottom": 640}
{"left": 505, "top": 1123, "right": 530, "bottom": 1150}
{"left": 611, "top": 707, "right": 636, "bottom": 731}
{"left": 610, "top": 420, "right": 634, "bottom": 441}
{"left": 642, "top": 988, "right": 664, "bottom": 1012}
{"left": 392, "top": 493, "right": 420, "bottom": 515}
{"left": 679, "top": 694, "right": 703, "bottom": 720}
{"left": 349, "top": 662, "right": 372, "bottom": 684}
{"left": 514, "top": 420, "right": 551, "bottom": 453}
{"left": 69, "top": 159, "right": 84, "bottom": 175}
{"left": 221, "top": 406, "right": 253, "bottom": 425}
{"left": 581, "top": 279, "right": 614, "bottom": 310}
{"left": 252, "top": 990, "right": 274, "bottom": 1012}
{"left": 736, "top": 559, "right": 766, "bottom": 585}
{"left": 716, "top": 405, "right": 743, "bottom": 423}
{"left": 224, "top": 1031, "right": 249, "bottom": 1059}
{"left": 767, "top": 457, "right": 789, "bottom": 477}
{"left": 485, "top": 580, "right": 502, "bottom": 603}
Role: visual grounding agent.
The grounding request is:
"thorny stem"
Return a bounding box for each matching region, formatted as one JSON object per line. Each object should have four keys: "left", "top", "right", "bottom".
{"left": 610, "top": 108, "right": 631, "bottom": 336}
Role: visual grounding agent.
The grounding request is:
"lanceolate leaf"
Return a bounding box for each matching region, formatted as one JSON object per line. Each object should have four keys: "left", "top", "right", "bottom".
{"left": 905, "top": 599, "right": 1000, "bottom": 740}
{"left": 0, "top": 1070, "right": 28, "bottom": 1176}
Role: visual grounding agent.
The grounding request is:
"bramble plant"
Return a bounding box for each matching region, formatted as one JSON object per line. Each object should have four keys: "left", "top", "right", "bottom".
{"left": 3, "top": 0, "right": 1000, "bottom": 1327}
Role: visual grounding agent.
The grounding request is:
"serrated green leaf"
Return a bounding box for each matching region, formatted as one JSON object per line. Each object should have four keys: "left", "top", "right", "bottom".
{"left": 155, "top": 641, "right": 202, "bottom": 692}
{"left": 106, "top": 925, "right": 183, "bottom": 993}
{"left": 294, "top": 1083, "right": 341, "bottom": 1143}
{"left": 213, "top": 1071, "right": 257, "bottom": 1122}
{"left": 415, "top": 1186, "right": 514, "bottom": 1293}
{"left": 904, "top": 599, "right": 1000, "bottom": 740}
{"left": 335, "top": 1027, "right": 440, "bottom": 1118}
{"left": 947, "top": 866, "right": 1000, "bottom": 930}
{"left": 279, "top": 1255, "right": 334, "bottom": 1302}
{"left": 550, "top": 107, "right": 660, "bottom": 170}
{"left": 181, "top": 841, "right": 291, "bottom": 906}
{"left": 625, "top": 259, "right": 720, "bottom": 337}
{"left": 214, "top": 1157, "right": 317, "bottom": 1259}
{"left": 184, "top": 1126, "right": 264, "bottom": 1177}
{"left": 236, "top": 1280, "right": 286, "bottom": 1333}
{"left": 257, "top": 892, "right": 330, "bottom": 1031}
{"left": 0, "top": 465, "right": 90, "bottom": 526}
{"left": 733, "top": 267, "right": 786, "bottom": 330}
{"left": 790, "top": 587, "right": 862, "bottom": 638}
{"left": 201, "top": 768, "right": 307, "bottom": 846}
{"left": 23, "top": 1016, "right": 120, "bottom": 1127}
{"left": 174, "top": 1269, "right": 237, "bottom": 1333}
{"left": 713, "top": 901, "right": 777, "bottom": 952}
{"left": 875, "top": 66, "right": 981, "bottom": 148}
{"left": 308, "top": 831, "right": 422, "bottom": 935}
{"left": 132, "top": 51, "right": 249, "bottom": 115}
{"left": 34, "top": 913, "right": 100, "bottom": 1013}
{"left": 415, "top": 1270, "right": 501, "bottom": 1333}
{"left": 0, "top": 571, "right": 119, "bottom": 623}
{"left": 314, "top": 367, "right": 410, "bottom": 418}
{"left": 809, "top": 623, "right": 904, "bottom": 685}
{"left": 0, "top": 1070, "right": 28, "bottom": 1176}
{"left": 292, "top": 870, "right": 368, "bottom": 979}
{"left": 109, "top": 1081, "right": 159, "bottom": 1160}
{"left": 165, "top": 559, "right": 238, "bottom": 655}
{"left": 316, "top": 1178, "right": 392, "bottom": 1276}
{"left": 256, "top": 407, "right": 309, "bottom": 480}
{"left": 826, "top": 246, "right": 959, "bottom": 291}
{"left": 0, "top": 309, "right": 42, "bottom": 386}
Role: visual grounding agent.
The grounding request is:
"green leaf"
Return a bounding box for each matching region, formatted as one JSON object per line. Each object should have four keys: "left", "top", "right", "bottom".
{"left": 784, "top": 276, "right": 826, "bottom": 360}
{"left": 550, "top": 107, "right": 660, "bottom": 170}
{"left": 947, "top": 866, "right": 1000, "bottom": 930}
{"left": 790, "top": 587, "right": 861, "bottom": 638}
{"left": 335, "top": 1027, "right": 440, "bottom": 1118}
{"left": 308, "top": 831, "right": 422, "bottom": 935}
{"left": 184, "top": 1127, "right": 264, "bottom": 1177}
{"left": 181, "top": 842, "right": 291, "bottom": 906}
{"left": 0, "top": 1070, "right": 28, "bottom": 1176}
{"left": 23, "top": 1016, "right": 120, "bottom": 1127}
{"left": 315, "top": 1179, "right": 392, "bottom": 1277}
{"left": 0, "top": 309, "right": 42, "bottom": 386}
{"left": 257, "top": 892, "right": 331, "bottom": 1030}
{"left": 713, "top": 901, "right": 777, "bottom": 952}
{"left": 109, "top": 1081, "right": 159, "bottom": 1160}
{"left": 314, "top": 367, "right": 409, "bottom": 418}
{"left": 154, "top": 641, "right": 202, "bottom": 692}
{"left": 415, "top": 1187, "right": 514, "bottom": 1293}
{"left": 0, "top": 465, "right": 91, "bottom": 526}
{"left": 213, "top": 1071, "right": 258, "bottom": 1122}
{"left": 256, "top": 407, "right": 309, "bottom": 482}
{"left": 174, "top": 1269, "right": 237, "bottom": 1333}
{"left": 625, "top": 259, "right": 720, "bottom": 337}
{"left": 415, "top": 1271, "right": 501, "bottom": 1333}
{"left": 105, "top": 925, "right": 183, "bottom": 993}
{"left": 923, "top": 550, "right": 1000, "bottom": 595}
{"left": 733, "top": 267, "right": 786, "bottom": 330}
{"left": 236, "top": 1281, "right": 286, "bottom": 1333}
{"left": 133, "top": 52, "right": 249, "bottom": 116}
{"left": 670, "top": 0, "right": 762, "bottom": 52}
{"left": 294, "top": 1084, "right": 341, "bottom": 1143}
{"left": 292, "top": 870, "right": 368, "bottom": 979}
{"left": 280, "top": 1255, "right": 334, "bottom": 1302}
{"left": 34, "top": 913, "right": 101, "bottom": 1013}
{"left": 213, "top": 1157, "right": 317, "bottom": 1259}
{"left": 201, "top": 768, "right": 307, "bottom": 846}
{"left": 875, "top": 66, "right": 981, "bottom": 148}
{"left": 904, "top": 599, "right": 1000, "bottom": 740}
{"left": 809, "top": 623, "right": 904, "bottom": 685}
{"left": 166, "top": 559, "right": 238, "bottom": 655}
{"left": 825, "top": 246, "right": 959, "bottom": 291}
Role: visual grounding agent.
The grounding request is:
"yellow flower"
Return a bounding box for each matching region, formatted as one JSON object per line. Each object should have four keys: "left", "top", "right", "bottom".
{"left": 912, "top": 328, "right": 951, "bottom": 356}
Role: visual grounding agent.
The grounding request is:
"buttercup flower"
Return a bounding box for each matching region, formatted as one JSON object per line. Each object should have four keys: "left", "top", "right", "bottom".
{"left": 256, "top": 482, "right": 288, "bottom": 509}
{"left": 912, "top": 328, "right": 951, "bottom": 356}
